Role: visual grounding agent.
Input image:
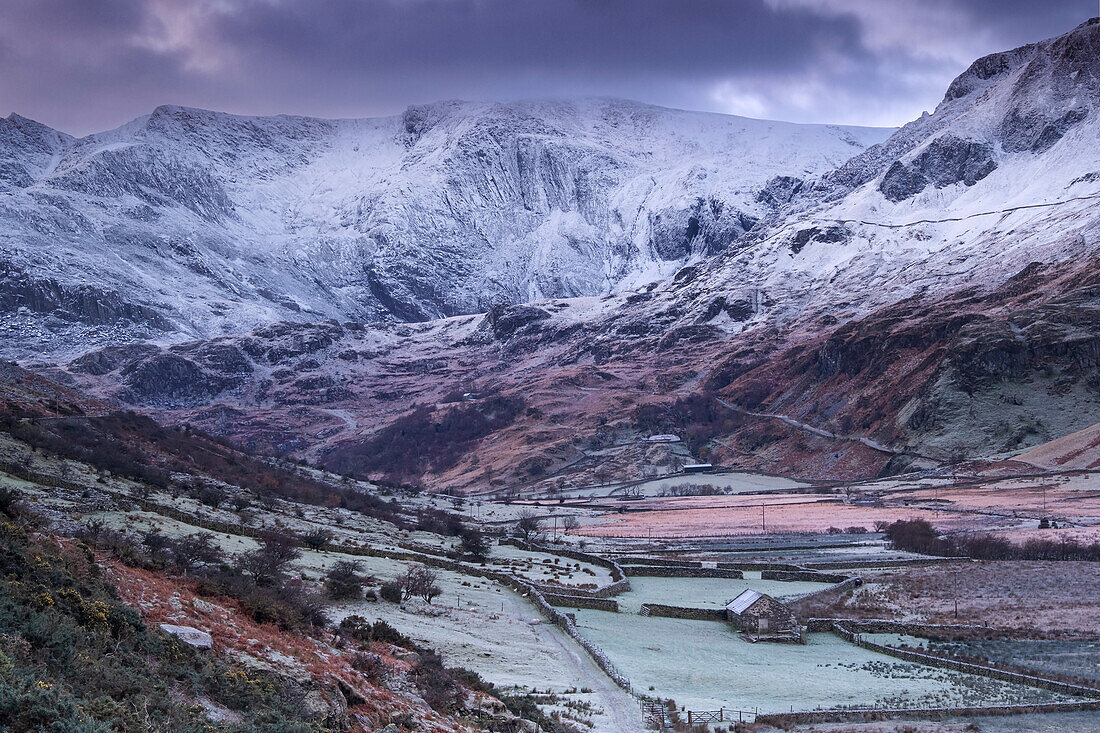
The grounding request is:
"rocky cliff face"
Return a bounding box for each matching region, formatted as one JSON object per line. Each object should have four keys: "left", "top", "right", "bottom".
{"left": 0, "top": 99, "right": 887, "bottom": 360}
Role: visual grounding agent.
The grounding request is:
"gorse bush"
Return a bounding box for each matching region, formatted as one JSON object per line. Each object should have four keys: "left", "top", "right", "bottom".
{"left": 379, "top": 580, "right": 403, "bottom": 603}
{"left": 0, "top": 496, "right": 317, "bottom": 732}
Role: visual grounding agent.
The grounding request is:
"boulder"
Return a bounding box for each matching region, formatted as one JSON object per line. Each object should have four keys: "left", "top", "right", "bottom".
{"left": 159, "top": 624, "right": 213, "bottom": 649}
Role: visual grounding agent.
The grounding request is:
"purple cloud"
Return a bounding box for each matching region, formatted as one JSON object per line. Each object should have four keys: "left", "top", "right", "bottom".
{"left": 0, "top": 0, "right": 1090, "bottom": 135}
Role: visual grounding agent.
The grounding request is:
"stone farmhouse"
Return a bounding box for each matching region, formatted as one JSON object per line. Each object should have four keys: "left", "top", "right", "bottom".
{"left": 726, "top": 589, "right": 801, "bottom": 640}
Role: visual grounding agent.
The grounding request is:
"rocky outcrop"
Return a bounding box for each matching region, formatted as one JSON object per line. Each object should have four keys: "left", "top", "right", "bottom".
{"left": 0, "top": 266, "right": 173, "bottom": 331}
{"left": 484, "top": 304, "right": 552, "bottom": 340}
{"left": 789, "top": 225, "right": 849, "bottom": 254}
{"left": 756, "top": 175, "right": 805, "bottom": 209}
{"left": 879, "top": 135, "right": 996, "bottom": 202}
{"left": 69, "top": 343, "right": 161, "bottom": 376}
{"left": 119, "top": 353, "right": 242, "bottom": 407}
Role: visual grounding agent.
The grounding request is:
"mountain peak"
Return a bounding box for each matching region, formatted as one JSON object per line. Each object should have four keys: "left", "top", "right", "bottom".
{"left": 943, "top": 16, "right": 1100, "bottom": 105}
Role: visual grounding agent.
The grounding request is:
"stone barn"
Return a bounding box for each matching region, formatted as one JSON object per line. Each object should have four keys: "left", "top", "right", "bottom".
{"left": 725, "top": 589, "right": 800, "bottom": 638}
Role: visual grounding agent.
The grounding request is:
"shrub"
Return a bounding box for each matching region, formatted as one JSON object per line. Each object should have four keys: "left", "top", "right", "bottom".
{"left": 302, "top": 528, "right": 332, "bottom": 550}
{"left": 234, "top": 530, "right": 300, "bottom": 586}
{"left": 883, "top": 518, "right": 942, "bottom": 554}
{"left": 198, "top": 570, "right": 328, "bottom": 631}
{"left": 458, "top": 528, "right": 489, "bottom": 560}
{"left": 325, "top": 560, "right": 365, "bottom": 600}
{"left": 167, "top": 532, "right": 223, "bottom": 574}
{"left": 0, "top": 486, "right": 19, "bottom": 516}
{"left": 350, "top": 652, "right": 388, "bottom": 683}
{"left": 196, "top": 485, "right": 226, "bottom": 508}
{"left": 379, "top": 580, "right": 404, "bottom": 603}
{"left": 414, "top": 656, "right": 463, "bottom": 712}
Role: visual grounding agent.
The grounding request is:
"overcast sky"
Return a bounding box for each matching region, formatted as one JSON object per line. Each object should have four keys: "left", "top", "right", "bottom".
{"left": 0, "top": 0, "right": 1091, "bottom": 135}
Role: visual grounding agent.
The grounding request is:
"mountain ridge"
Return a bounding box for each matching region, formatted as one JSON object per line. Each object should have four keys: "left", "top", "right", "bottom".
{"left": 0, "top": 98, "right": 890, "bottom": 360}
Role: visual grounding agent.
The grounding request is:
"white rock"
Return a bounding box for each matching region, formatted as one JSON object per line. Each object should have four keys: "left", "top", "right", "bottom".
{"left": 159, "top": 624, "right": 213, "bottom": 649}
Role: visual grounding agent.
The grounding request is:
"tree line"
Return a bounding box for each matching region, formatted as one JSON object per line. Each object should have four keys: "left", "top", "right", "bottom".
{"left": 883, "top": 518, "right": 1100, "bottom": 561}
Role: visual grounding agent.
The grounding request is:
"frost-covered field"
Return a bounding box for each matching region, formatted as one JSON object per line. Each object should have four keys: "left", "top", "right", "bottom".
{"left": 562, "top": 471, "right": 811, "bottom": 499}
{"left": 571, "top": 612, "right": 1078, "bottom": 714}
{"left": 487, "top": 543, "right": 615, "bottom": 587}
{"left": 869, "top": 635, "right": 1100, "bottom": 683}
{"left": 613, "top": 574, "right": 831, "bottom": 613}
{"left": 320, "top": 558, "right": 643, "bottom": 731}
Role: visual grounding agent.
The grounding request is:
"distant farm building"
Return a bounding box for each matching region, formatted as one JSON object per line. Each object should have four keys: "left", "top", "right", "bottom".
{"left": 644, "top": 434, "right": 681, "bottom": 443}
{"left": 683, "top": 463, "right": 713, "bottom": 473}
{"left": 726, "top": 590, "right": 800, "bottom": 639}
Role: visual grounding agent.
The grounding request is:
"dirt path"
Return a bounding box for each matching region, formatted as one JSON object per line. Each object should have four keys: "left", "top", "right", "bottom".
{"left": 714, "top": 397, "right": 912, "bottom": 457}
{"left": 500, "top": 590, "right": 645, "bottom": 733}
{"left": 321, "top": 408, "right": 358, "bottom": 431}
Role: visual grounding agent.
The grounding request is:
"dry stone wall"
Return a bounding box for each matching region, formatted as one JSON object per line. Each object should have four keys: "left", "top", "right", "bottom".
{"left": 639, "top": 603, "right": 729, "bottom": 622}
{"left": 622, "top": 565, "right": 744, "bottom": 578}
{"left": 831, "top": 622, "right": 1100, "bottom": 699}
{"left": 618, "top": 557, "right": 703, "bottom": 567}
{"left": 541, "top": 593, "right": 619, "bottom": 611}
{"left": 756, "top": 700, "right": 1100, "bottom": 726}
{"left": 761, "top": 570, "right": 851, "bottom": 583}
{"left": 717, "top": 561, "right": 804, "bottom": 572}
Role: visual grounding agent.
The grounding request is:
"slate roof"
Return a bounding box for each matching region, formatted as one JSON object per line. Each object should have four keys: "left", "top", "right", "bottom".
{"left": 726, "top": 589, "right": 763, "bottom": 615}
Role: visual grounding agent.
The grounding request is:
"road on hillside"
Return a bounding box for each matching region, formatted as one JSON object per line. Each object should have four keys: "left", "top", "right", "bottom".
{"left": 501, "top": 590, "right": 645, "bottom": 733}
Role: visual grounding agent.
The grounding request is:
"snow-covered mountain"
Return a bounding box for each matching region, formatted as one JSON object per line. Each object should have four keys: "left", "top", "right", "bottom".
{"left": 52, "top": 19, "right": 1100, "bottom": 492}
{"left": 0, "top": 98, "right": 888, "bottom": 358}
{"left": 625, "top": 17, "right": 1100, "bottom": 337}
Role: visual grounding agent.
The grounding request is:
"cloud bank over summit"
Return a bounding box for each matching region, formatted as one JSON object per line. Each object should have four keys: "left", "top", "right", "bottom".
{"left": 0, "top": 0, "right": 1089, "bottom": 134}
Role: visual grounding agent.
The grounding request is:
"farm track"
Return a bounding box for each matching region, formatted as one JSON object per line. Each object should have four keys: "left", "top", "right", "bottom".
{"left": 505, "top": 589, "right": 645, "bottom": 732}
{"left": 714, "top": 397, "right": 934, "bottom": 459}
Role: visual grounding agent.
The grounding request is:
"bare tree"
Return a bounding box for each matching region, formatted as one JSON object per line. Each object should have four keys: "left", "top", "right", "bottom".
{"left": 516, "top": 508, "right": 543, "bottom": 542}
{"left": 561, "top": 515, "right": 580, "bottom": 534}
{"left": 236, "top": 529, "right": 301, "bottom": 585}
{"left": 402, "top": 565, "right": 442, "bottom": 604}
{"left": 169, "top": 532, "right": 223, "bottom": 575}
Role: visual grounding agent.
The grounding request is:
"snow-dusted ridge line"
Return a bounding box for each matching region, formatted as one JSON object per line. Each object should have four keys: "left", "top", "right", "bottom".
{"left": 0, "top": 97, "right": 891, "bottom": 359}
